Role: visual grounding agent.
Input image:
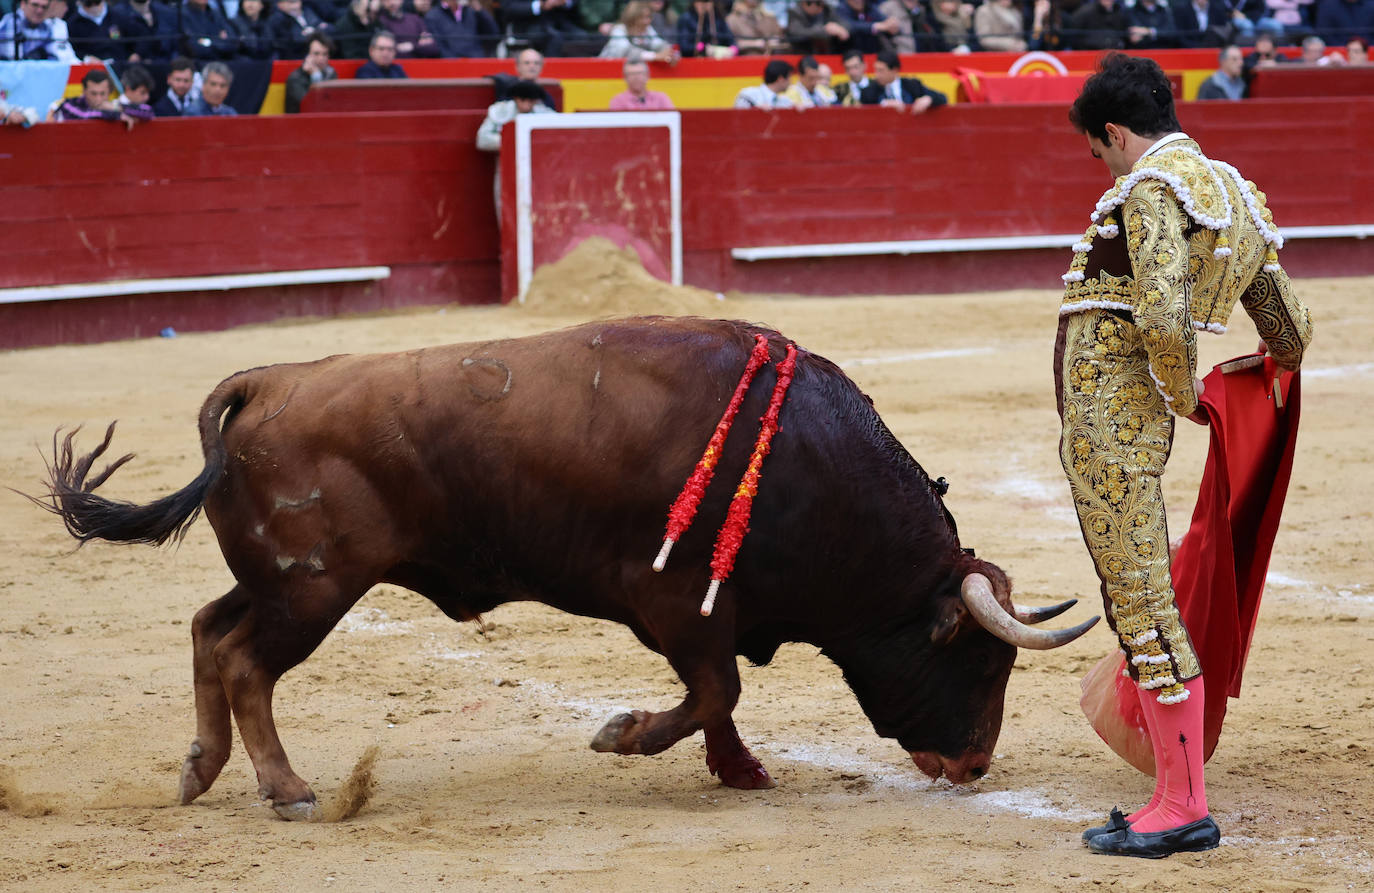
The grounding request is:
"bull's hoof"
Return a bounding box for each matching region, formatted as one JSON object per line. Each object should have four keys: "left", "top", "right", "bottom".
{"left": 271, "top": 798, "right": 319, "bottom": 822}
{"left": 177, "top": 739, "right": 223, "bottom": 805}
{"left": 709, "top": 757, "right": 776, "bottom": 790}
{"left": 590, "top": 711, "right": 647, "bottom": 754}
{"left": 178, "top": 761, "right": 206, "bottom": 805}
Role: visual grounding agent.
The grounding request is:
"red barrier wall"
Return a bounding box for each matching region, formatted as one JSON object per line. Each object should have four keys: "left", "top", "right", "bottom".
{"left": 1247, "top": 66, "right": 1374, "bottom": 98}
{"left": 675, "top": 98, "right": 1374, "bottom": 295}
{"left": 300, "top": 79, "right": 564, "bottom": 114}
{"left": 0, "top": 110, "right": 500, "bottom": 346}
{"left": 3, "top": 98, "right": 1371, "bottom": 348}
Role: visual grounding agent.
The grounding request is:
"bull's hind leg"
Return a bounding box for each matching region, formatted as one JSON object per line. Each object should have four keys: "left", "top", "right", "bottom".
{"left": 213, "top": 578, "right": 365, "bottom": 820}
{"left": 589, "top": 604, "right": 774, "bottom": 789}
{"left": 179, "top": 585, "right": 250, "bottom": 805}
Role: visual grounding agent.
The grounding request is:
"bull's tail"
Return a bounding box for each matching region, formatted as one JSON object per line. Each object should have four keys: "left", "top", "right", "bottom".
{"left": 32, "top": 375, "right": 251, "bottom": 547}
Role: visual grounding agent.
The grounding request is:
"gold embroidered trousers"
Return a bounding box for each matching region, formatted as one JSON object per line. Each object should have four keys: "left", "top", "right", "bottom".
{"left": 1056, "top": 309, "right": 1201, "bottom": 702}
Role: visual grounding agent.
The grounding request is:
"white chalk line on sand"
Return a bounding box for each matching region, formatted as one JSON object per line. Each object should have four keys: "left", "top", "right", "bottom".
{"left": 839, "top": 347, "right": 998, "bottom": 369}
{"left": 1301, "top": 362, "right": 1374, "bottom": 380}
{"left": 471, "top": 678, "right": 1103, "bottom": 823}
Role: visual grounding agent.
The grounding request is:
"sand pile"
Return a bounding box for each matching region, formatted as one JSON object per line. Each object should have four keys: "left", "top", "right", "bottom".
{"left": 520, "top": 236, "right": 725, "bottom": 317}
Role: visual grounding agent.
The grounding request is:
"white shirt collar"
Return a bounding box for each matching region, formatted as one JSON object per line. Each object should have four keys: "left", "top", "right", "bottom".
{"left": 1143, "top": 132, "right": 1190, "bottom": 158}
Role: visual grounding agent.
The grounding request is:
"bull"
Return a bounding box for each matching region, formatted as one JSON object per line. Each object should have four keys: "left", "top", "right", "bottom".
{"left": 35, "top": 316, "right": 1095, "bottom": 820}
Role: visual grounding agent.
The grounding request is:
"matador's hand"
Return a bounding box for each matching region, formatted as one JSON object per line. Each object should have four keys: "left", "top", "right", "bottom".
{"left": 1187, "top": 377, "right": 1209, "bottom": 426}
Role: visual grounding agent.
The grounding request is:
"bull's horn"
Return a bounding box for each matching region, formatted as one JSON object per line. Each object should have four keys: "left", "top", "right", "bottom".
{"left": 1013, "top": 598, "right": 1078, "bottom": 624}
{"left": 962, "top": 574, "right": 1098, "bottom": 650}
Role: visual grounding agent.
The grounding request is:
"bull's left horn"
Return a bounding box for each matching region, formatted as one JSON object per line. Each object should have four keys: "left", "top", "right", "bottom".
{"left": 962, "top": 574, "right": 1097, "bottom": 650}
{"left": 1013, "top": 598, "right": 1078, "bottom": 624}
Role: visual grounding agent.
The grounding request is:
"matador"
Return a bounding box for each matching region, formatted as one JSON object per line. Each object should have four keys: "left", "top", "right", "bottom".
{"left": 1059, "top": 54, "right": 1314, "bottom": 858}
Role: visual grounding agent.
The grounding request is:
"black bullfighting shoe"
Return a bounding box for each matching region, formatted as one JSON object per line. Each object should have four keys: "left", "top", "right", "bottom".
{"left": 1088, "top": 815, "right": 1222, "bottom": 858}
{"left": 1080, "top": 807, "right": 1129, "bottom": 844}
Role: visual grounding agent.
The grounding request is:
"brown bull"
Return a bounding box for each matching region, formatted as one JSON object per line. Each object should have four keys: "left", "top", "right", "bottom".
{"left": 36, "top": 316, "right": 1095, "bottom": 820}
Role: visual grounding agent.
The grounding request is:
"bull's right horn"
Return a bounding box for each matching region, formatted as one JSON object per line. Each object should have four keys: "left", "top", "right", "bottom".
{"left": 962, "top": 574, "right": 1098, "bottom": 650}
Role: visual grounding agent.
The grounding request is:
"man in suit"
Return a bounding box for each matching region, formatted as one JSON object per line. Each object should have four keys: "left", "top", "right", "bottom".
{"left": 1170, "top": 0, "right": 1228, "bottom": 47}
{"left": 153, "top": 55, "right": 196, "bottom": 115}
{"left": 859, "top": 48, "right": 947, "bottom": 112}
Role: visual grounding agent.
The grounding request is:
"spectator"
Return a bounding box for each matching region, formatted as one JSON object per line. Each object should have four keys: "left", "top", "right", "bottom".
{"left": 476, "top": 79, "right": 553, "bottom": 223}
{"left": 928, "top": 0, "right": 974, "bottom": 51}
{"left": 608, "top": 57, "right": 674, "bottom": 107}
{"left": 1303, "top": 31, "right": 1355, "bottom": 63}
{"left": 491, "top": 47, "right": 558, "bottom": 108}
{"left": 498, "top": 0, "right": 588, "bottom": 57}
{"left": 580, "top": 0, "right": 618, "bottom": 35}
{"left": 307, "top": 0, "right": 346, "bottom": 23}
{"left": 733, "top": 57, "right": 793, "bottom": 107}
{"left": 975, "top": 0, "right": 1029, "bottom": 50}
{"left": 1, "top": 0, "right": 79, "bottom": 60}
{"left": 727, "top": 0, "right": 786, "bottom": 52}
{"left": 786, "top": 0, "right": 849, "bottom": 54}
{"left": 355, "top": 27, "right": 406, "bottom": 73}
{"left": 68, "top": 0, "right": 128, "bottom": 61}
{"left": 1243, "top": 28, "right": 1287, "bottom": 74}
{"left": 832, "top": 45, "right": 867, "bottom": 104}
{"left": 648, "top": 0, "right": 684, "bottom": 35}
{"left": 1298, "top": 31, "right": 1327, "bottom": 60}
{"left": 2, "top": 86, "right": 41, "bottom": 126}
{"left": 859, "top": 46, "right": 945, "bottom": 111}
{"left": 1215, "top": 0, "right": 1266, "bottom": 39}
{"left": 678, "top": 0, "right": 735, "bottom": 55}
{"left": 1197, "top": 43, "right": 1247, "bottom": 97}
{"left": 1347, "top": 34, "right": 1369, "bottom": 61}
{"left": 232, "top": 0, "right": 277, "bottom": 56}
{"left": 153, "top": 55, "right": 196, "bottom": 113}
{"left": 1172, "top": 0, "right": 1228, "bottom": 47}
{"left": 877, "top": 0, "right": 936, "bottom": 53}
{"left": 1066, "top": 0, "right": 1125, "bottom": 48}
{"left": 835, "top": 0, "right": 901, "bottom": 53}
{"left": 476, "top": 73, "right": 550, "bottom": 152}
{"left": 376, "top": 0, "right": 436, "bottom": 54}
{"left": 332, "top": 0, "right": 377, "bottom": 56}
{"left": 185, "top": 59, "right": 238, "bottom": 112}
{"left": 180, "top": 0, "right": 240, "bottom": 58}
{"left": 783, "top": 53, "right": 836, "bottom": 106}
{"left": 284, "top": 32, "right": 335, "bottom": 109}
{"left": 52, "top": 67, "right": 146, "bottom": 124}
{"left": 270, "top": 0, "right": 328, "bottom": 57}
{"left": 1263, "top": 0, "right": 1311, "bottom": 33}
{"left": 1127, "top": 0, "right": 1176, "bottom": 46}
{"left": 599, "top": 0, "right": 677, "bottom": 60}
{"left": 425, "top": 0, "right": 496, "bottom": 57}
{"left": 1027, "top": 0, "right": 1053, "bottom": 47}
{"left": 112, "top": 0, "right": 177, "bottom": 61}
{"left": 1314, "top": 0, "right": 1374, "bottom": 44}
{"left": 116, "top": 62, "right": 157, "bottom": 117}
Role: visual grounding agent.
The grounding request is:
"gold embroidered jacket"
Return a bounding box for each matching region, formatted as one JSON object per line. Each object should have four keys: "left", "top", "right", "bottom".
{"left": 1060, "top": 136, "right": 1314, "bottom": 418}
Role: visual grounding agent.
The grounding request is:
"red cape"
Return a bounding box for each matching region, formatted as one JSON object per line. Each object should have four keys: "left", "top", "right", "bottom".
{"left": 1080, "top": 354, "right": 1302, "bottom": 773}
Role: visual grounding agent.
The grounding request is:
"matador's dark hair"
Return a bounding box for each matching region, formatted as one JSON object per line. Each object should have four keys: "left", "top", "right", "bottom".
{"left": 1069, "top": 52, "right": 1179, "bottom": 144}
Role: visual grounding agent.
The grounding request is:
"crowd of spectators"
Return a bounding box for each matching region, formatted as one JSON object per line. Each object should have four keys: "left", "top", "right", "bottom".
{"left": 3, "top": 0, "right": 1371, "bottom": 63}
{"left": 2, "top": 0, "right": 1369, "bottom": 128}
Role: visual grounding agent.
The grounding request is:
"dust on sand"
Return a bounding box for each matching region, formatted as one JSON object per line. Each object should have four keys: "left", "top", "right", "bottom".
{"left": 1, "top": 242, "right": 1370, "bottom": 891}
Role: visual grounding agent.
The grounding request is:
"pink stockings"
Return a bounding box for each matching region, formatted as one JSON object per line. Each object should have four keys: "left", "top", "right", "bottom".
{"left": 1128, "top": 676, "right": 1210, "bottom": 832}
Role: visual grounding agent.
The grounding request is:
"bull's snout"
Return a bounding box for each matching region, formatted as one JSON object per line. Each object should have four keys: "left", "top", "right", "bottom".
{"left": 909, "top": 750, "right": 990, "bottom": 784}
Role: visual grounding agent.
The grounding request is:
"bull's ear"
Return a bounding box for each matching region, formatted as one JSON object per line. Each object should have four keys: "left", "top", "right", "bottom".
{"left": 930, "top": 598, "right": 971, "bottom": 646}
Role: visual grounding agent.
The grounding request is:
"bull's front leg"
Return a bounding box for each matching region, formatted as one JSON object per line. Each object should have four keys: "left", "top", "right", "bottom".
{"left": 704, "top": 719, "right": 774, "bottom": 790}
{"left": 588, "top": 602, "right": 775, "bottom": 790}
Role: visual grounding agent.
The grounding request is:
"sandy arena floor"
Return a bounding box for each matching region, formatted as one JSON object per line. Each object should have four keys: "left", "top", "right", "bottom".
{"left": 1, "top": 244, "right": 1370, "bottom": 891}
